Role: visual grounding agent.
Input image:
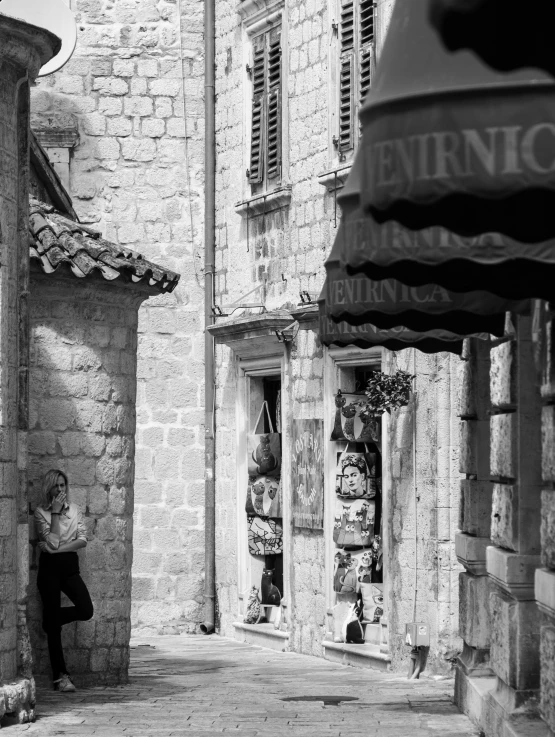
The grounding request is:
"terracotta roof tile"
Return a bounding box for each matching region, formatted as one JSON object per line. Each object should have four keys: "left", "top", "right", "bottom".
{"left": 29, "top": 199, "right": 180, "bottom": 294}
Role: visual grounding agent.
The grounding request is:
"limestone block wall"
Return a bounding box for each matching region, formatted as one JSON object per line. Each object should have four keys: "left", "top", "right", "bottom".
{"left": 27, "top": 273, "right": 147, "bottom": 685}
{"left": 287, "top": 330, "right": 326, "bottom": 657}
{"left": 0, "top": 50, "right": 25, "bottom": 697}
{"left": 383, "top": 349, "right": 463, "bottom": 674}
{"left": 32, "top": 0, "right": 206, "bottom": 634}
{"left": 0, "top": 17, "right": 59, "bottom": 725}
{"left": 454, "top": 337, "right": 494, "bottom": 714}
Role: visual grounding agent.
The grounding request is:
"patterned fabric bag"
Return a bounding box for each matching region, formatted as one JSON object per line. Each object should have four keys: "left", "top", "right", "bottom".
{"left": 247, "top": 515, "right": 283, "bottom": 555}
{"left": 360, "top": 582, "right": 384, "bottom": 623}
{"left": 245, "top": 476, "right": 282, "bottom": 518}
{"left": 333, "top": 549, "right": 374, "bottom": 594}
{"left": 330, "top": 391, "right": 380, "bottom": 442}
{"left": 243, "top": 586, "right": 261, "bottom": 624}
{"left": 248, "top": 402, "right": 281, "bottom": 478}
{"left": 335, "top": 446, "right": 378, "bottom": 500}
{"left": 333, "top": 498, "right": 375, "bottom": 548}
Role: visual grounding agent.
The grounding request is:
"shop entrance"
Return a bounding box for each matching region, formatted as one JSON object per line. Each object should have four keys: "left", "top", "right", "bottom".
{"left": 237, "top": 367, "right": 286, "bottom": 632}
{"left": 324, "top": 348, "right": 388, "bottom": 661}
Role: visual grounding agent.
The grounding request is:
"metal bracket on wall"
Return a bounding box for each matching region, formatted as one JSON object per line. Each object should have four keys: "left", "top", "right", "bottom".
{"left": 275, "top": 321, "right": 298, "bottom": 343}
{"left": 212, "top": 283, "right": 266, "bottom": 317}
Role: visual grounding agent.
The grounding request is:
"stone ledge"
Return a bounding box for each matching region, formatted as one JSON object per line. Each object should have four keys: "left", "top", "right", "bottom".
{"left": 322, "top": 641, "right": 391, "bottom": 671}
{"left": 235, "top": 185, "right": 292, "bottom": 218}
{"left": 535, "top": 568, "right": 555, "bottom": 617}
{"left": 207, "top": 310, "right": 292, "bottom": 360}
{"left": 233, "top": 622, "right": 289, "bottom": 652}
{"left": 456, "top": 532, "right": 490, "bottom": 575}
{"left": 487, "top": 546, "right": 541, "bottom": 600}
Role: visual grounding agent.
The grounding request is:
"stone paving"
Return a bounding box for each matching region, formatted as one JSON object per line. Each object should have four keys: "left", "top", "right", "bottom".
{"left": 5, "top": 635, "right": 480, "bottom": 736}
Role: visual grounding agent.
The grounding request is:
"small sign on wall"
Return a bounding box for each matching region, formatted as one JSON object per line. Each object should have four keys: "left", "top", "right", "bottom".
{"left": 291, "top": 419, "right": 324, "bottom": 529}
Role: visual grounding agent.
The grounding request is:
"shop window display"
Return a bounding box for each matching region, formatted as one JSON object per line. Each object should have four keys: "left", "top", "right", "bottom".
{"left": 243, "top": 389, "right": 284, "bottom": 621}
{"left": 330, "top": 389, "right": 383, "bottom": 643}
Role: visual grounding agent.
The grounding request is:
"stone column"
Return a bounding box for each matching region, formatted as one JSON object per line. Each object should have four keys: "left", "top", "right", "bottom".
{"left": 0, "top": 14, "right": 60, "bottom": 724}
{"left": 455, "top": 337, "right": 494, "bottom": 715}
{"left": 535, "top": 303, "right": 555, "bottom": 734}
{"left": 486, "top": 316, "right": 543, "bottom": 737}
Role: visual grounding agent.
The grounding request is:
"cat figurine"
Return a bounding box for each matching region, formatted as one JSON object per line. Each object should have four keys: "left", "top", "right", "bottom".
{"left": 333, "top": 552, "right": 346, "bottom": 592}
{"left": 243, "top": 586, "right": 262, "bottom": 624}
{"left": 358, "top": 409, "right": 379, "bottom": 442}
{"left": 261, "top": 569, "right": 281, "bottom": 606}
{"left": 357, "top": 551, "right": 373, "bottom": 584}
{"left": 342, "top": 402, "right": 358, "bottom": 441}
{"left": 339, "top": 556, "right": 358, "bottom": 593}
{"left": 331, "top": 390, "right": 347, "bottom": 440}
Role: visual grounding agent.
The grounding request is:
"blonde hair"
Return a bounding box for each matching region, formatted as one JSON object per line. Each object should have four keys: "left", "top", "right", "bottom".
{"left": 42, "top": 470, "right": 69, "bottom": 508}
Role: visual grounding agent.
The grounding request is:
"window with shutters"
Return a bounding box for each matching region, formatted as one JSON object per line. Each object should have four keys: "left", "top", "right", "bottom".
{"left": 335, "top": 0, "right": 376, "bottom": 160}
{"left": 247, "top": 26, "right": 283, "bottom": 192}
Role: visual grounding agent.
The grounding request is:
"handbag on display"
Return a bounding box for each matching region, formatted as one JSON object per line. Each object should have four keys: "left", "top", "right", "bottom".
{"left": 360, "top": 582, "right": 384, "bottom": 623}
{"left": 247, "top": 515, "right": 283, "bottom": 556}
{"left": 248, "top": 401, "right": 281, "bottom": 478}
{"left": 333, "top": 497, "right": 375, "bottom": 548}
{"left": 245, "top": 476, "right": 283, "bottom": 518}
{"left": 243, "top": 586, "right": 262, "bottom": 624}
{"left": 335, "top": 445, "right": 378, "bottom": 500}
{"left": 331, "top": 391, "right": 380, "bottom": 442}
{"left": 333, "top": 549, "right": 374, "bottom": 594}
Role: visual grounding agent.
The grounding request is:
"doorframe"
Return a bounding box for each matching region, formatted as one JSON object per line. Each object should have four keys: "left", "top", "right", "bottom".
{"left": 323, "top": 346, "right": 386, "bottom": 640}
{"left": 235, "top": 353, "right": 289, "bottom": 622}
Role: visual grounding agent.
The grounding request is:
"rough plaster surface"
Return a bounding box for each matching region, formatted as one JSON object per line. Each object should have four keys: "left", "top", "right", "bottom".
{"left": 32, "top": 0, "right": 206, "bottom": 634}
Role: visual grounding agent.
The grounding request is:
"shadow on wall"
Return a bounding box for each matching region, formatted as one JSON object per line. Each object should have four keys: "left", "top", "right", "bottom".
{"left": 27, "top": 272, "right": 143, "bottom": 686}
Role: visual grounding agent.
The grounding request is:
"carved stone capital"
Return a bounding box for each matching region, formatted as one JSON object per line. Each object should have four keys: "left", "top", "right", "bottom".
{"left": 0, "top": 14, "right": 60, "bottom": 80}
{"left": 487, "top": 546, "right": 541, "bottom": 600}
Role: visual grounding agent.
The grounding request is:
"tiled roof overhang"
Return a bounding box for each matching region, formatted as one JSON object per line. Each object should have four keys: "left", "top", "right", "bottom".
{"left": 29, "top": 199, "right": 180, "bottom": 294}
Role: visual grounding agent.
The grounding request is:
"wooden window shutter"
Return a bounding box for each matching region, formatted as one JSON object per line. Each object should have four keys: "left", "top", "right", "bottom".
{"left": 359, "top": 0, "right": 376, "bottom": 106}
{"left": 266, "top": 27, "right": 282, "bottom": 181}
{"left": 248, "top": 34, "right": 266, "bottom": 184}
{"left": 339, "top": 0, "right": 355, "bottom": 153}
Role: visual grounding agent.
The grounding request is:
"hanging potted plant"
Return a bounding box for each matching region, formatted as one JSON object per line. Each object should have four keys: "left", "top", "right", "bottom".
{"left": 361, "top": 370, "right": 415, "bottom": 416}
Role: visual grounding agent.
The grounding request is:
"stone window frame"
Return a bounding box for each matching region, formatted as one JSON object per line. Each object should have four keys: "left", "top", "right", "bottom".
{"left": 236, "top": 0, "right": 291, "bottom": 216}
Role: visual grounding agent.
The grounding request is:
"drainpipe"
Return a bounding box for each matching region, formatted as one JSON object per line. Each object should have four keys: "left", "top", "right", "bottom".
{"left": 200, "top": 0, "right": 216, "bottom": 635}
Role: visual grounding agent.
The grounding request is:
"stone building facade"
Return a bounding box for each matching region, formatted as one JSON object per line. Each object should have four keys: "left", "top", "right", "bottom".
{"left": 32, "top": 0, "right": 207, "bottom": 635}
{"left": 210, "top": 0, "right": 463, "bottom": 674}
{"left": 0, "top": 12, "right": 60, "bottom": 725}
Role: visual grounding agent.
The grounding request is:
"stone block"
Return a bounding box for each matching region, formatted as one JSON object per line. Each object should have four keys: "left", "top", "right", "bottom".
{"left": 490, "top": 340, "right": 516, "bottom": 409}
{"left": 541, "top": 625, "right": 555, "bottom": 732}
{"left": 459, "top": 419, "right": 490, "bottom": 477}
{"left": 542, "top": 490, "right": 555, "bottom": 569}
{"left": 542, "top": 406, "right": 555, "bottom": 482}
{"left": 90, "top": 648, "right": 109, "bottom": 672}
{"left": 491, "top": 484, "right": 518, "bottom": 552}
{"left": 542, "top": 318, "right": 555, "bottom": 401}
{"left": 490, "top": 412, "right": 517, "bottom": 479}
{"left": 459, "top": 572, "right": 490, "bottom": 649}
{"left": 459, "top": 479, "right": 493, "bottom": 538}
{"left": 489, "top": 586, "right": 540, "bottom": 691}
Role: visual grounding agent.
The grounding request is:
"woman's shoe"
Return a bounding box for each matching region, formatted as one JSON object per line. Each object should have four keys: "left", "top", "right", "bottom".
{"left": 53, "top": 674, "right": 76, "bottom": 692}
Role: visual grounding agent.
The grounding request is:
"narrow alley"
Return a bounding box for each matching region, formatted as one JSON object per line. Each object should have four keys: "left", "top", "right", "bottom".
{"left": 7, "top": 637, "right": 478, "bottom": 736}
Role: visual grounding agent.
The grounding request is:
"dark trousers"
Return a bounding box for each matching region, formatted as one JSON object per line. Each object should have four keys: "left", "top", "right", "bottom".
{"left": 37, "top": 552, "right": 94, "bottom": 680}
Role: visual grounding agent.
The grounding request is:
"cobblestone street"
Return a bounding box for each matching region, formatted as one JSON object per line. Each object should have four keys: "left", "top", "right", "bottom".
{"left": 6, "top": 636, "right": 479, "bottom": 736}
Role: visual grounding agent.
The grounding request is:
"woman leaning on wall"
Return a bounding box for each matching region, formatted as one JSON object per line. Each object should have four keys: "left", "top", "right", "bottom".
{"left": 34, "top": 470, "right": 94, "bottom": 692}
